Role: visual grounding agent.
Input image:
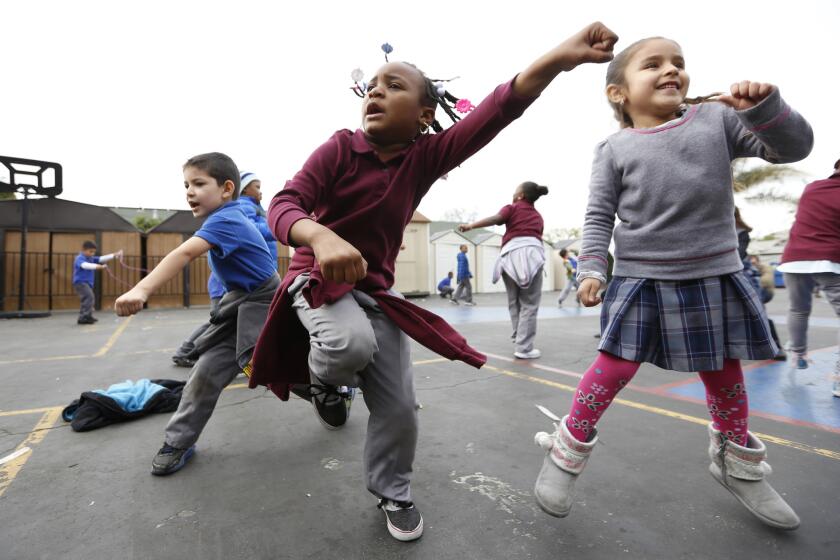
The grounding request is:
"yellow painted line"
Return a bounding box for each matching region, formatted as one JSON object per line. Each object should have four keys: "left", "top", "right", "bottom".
{"left": 0, "top": 354, "right": 91, "bottom": 366}
{"left": 412, "top": 358, "right": 448, "bottom": 366}
{"left": 483, "top": 365, "right": 840, "bottom": 462}
{"left": 93, "top": 316, "right": 133, "bottom": 357}
{"left": 0, "top": 407, "right": 63, "bottom": 498}
{"left": 0, "top": 406, "right": 63, "bottom": 418}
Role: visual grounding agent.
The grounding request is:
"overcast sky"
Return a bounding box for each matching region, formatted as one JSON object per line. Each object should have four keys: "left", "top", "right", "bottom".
{"left": 2, "top": 1, "right": 837, "bottom": 237}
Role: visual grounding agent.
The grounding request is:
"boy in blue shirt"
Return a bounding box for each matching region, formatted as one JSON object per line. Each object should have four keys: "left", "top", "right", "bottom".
{"left": 451, "top": 245, "right": 475, "bottom": 306}
{"left": 238, "top": 171, "right": 278, "bottom": 263}
{"left": 437, "top": 271, "right": 454, "bottom": 299}
{"left": 116, "top": 152, "right": 278, "bottom": 475}
{"left": 72, "top": 241, "right": 121, "bottom": 324}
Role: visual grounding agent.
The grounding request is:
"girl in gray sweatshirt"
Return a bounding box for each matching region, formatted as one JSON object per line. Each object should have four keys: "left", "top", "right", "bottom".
{"left": 533, "top": 37, "right": 813, "bottom": 531}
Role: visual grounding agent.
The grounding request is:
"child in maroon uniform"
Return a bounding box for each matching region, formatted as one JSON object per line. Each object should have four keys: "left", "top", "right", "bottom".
{"left": 249, "top": 22, "right": 618, "bottom": 542}
{"left": 460, "top": 181, "right": 549, "bottom": 359}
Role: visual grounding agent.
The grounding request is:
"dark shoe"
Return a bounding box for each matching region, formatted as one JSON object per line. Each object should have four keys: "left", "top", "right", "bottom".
{"left": 310, "top": 384, "right": 355, "bottom": 430}
{"left": 772, "top": 351, "right": 787, "bottom": 361}
{"left": 151, "top": 444, "right": 195, "bottom": 476}
{"left": 378, "top": 499, "right": 423, "bottom": 541}
{"left": 77, "top": 317, "right": 95, "bottom": 325}
{"left": 172, "top": 356, "right": 196, "bottom": 368}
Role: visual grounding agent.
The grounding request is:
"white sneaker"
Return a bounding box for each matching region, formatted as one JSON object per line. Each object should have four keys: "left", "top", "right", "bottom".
{"left": 514, "top": 348, "right": 541, "bottom": 359}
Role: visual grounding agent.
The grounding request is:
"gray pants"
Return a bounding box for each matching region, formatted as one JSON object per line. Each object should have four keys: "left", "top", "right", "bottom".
{"left": 74, "top": 283, "right": 95, "bottom": 319}
{"left": 173, "top": 297, "right": 222, "bottom": 360}
{"left": 291, "top": 277, "right": 417, "bottom": 503}
{"left": 164, "top": 331, "right": 240, "bottom": 449}
{"left": 453, "top": 278, "right": 473, "bottom": 303}
{"left": 784, "top": 272, "right": 840, "bottom": 363}
{"left": 439, "top": 286, "right": 454, "bottom": 299}
{"left": 557, "top": 276, "right": 579, "bottom": 304}
{"left": 502, "top": 271, "right": 543, "bottom": 353}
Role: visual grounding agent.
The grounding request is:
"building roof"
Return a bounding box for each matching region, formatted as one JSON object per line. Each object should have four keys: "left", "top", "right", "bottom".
{"left": 110, "top": 207, "right": 178, "bottom": 225}
{"left": 429, "top": 221, "right": 494, "bottom": 243}
{"left": 147, "top": 210, "right": 207, "bottom": 234}
{"left": 552, "top": 238, "right": 580, "bottom": 250}
{"left": 0, "top": 197, "right": 138, "bottom": 232}
{"left": 411, "top": 210, "right": 431, "bottom": 223}
{"left": 430, "top": 229, "right": 472, "bottom": 243}
{"left": 472, "top": 231, "right": 501, "bottom": 245}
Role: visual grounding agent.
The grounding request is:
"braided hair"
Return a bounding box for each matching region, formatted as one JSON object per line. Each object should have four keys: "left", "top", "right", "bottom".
{"left": 406, "top": 63, "right": 463, "bottom": 133}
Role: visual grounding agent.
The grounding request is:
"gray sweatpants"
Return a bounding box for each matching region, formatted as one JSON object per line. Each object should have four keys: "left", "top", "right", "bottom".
{"left": 502, "top": 271, "right": 543, "bottom": 353}
{"left": 164, "top": 332, "right": 240, "bottom": 449}
{"left": 291, "top": 276, "right": 417, "bottom": 503}
{"left": 784, "top": 272, "right": 840, "bottom": 366}
{"left": 172, "top": 297, "right": 223, "bottom": 360}
{"left": 74, "top": 283, "right": 94, "bottom": 319}
{"left": 453, "top": 278, "right": 473, "bottom": 303}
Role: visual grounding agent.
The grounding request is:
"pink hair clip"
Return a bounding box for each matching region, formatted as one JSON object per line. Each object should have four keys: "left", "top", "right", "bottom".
{"left": 455, "top": 98, "right": 476, "bottom": 114}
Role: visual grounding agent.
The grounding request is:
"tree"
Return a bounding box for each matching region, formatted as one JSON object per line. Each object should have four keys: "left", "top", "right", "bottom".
{"left": 732, "top": 159, "right": 804, "bottom": 206}
{"left": 544, "top": 227, "right": 581, "bottom": 244}
{"left": 441, "top": 208, "right": 477, "bottom": 223}
{"left": 0, "top": 192, "right": 16, "bottom": 200}
{"left": 133, "top": 215, "right": 162, "bottom": 232}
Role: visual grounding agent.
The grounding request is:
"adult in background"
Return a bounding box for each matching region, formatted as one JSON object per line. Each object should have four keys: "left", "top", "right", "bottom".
{"left": 778, "top": 158, "right": 840, "bottom": 397}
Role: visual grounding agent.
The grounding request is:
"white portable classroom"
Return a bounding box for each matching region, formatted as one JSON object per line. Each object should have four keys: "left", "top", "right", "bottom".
{"left": 430, "top": 229, "right": 475, "bottom": 293}
{"left": 473, "top": 232, "right": 505, "bottom": 293}
{"left": 394, "top": 211, "right": 432, "bottom": 296}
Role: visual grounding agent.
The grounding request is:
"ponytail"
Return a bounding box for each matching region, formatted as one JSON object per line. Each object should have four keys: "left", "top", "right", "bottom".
{"left": 520, "top": 181, "right": 548, "bottom": 203}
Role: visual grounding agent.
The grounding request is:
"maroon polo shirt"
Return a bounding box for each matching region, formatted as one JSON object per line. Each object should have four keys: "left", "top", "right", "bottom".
{"left": 250, "top": 78, "right": 537, "bottom": 397}
{"left": 498, "top": 200, "right": 544, "bottom": 246}
{"left": 781, "top": 171, "right": 840, "bottom": 264}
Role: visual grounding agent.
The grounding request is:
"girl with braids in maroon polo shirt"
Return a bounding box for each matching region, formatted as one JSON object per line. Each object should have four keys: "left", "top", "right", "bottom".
{"left": 248, "top": 23, "right": 618, "bottom": 542}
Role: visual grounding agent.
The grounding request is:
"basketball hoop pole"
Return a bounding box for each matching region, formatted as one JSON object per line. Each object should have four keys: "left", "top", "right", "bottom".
{"left": 17, "top": 187, "right": 29, "bottom": 311}
{"left": 0, "top": 155, "right": 62, "bottom": 319}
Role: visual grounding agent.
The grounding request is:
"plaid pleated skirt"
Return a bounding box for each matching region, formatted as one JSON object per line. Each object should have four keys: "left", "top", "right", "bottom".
{"left": 598, "top": 271, "right": 779, "bottom": 372}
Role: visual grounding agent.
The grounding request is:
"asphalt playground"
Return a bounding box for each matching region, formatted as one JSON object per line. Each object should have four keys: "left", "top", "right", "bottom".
{"left": 1, "top": 289, "right": 838, "bottom": 560}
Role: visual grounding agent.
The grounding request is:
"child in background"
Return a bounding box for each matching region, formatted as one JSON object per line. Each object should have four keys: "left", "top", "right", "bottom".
{"left": 437, "top": 271, "right": 454, "bottom": 299}
{"left": 239, "top": 171, "right": 278, "bottom": 264}
{"left": 451, "top": 244, "right": 475, "bottom": 306}
{"left": 533, "top": 37, "right": 812, "bottom": 530}
{"left": 556, "top": 248, "right": 579, "bottom": 306}
{"left": 72, "top": 241, "right": 121, "bottom": 324}
{"left": 116, "top": 152, "right": 278, "bottom": 476}
{"left": 460, "top": 181, "right": 549, "bottom": 358}
{"left": 248, "top": 22, "right": 618, "bottom": 542}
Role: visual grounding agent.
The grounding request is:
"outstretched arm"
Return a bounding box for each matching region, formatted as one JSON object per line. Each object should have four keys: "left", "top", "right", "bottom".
{"left": 513, "top": 22, "right": 618, "bottom": 98}
{"left": 459, "top": 214, "right": 504, "bottom": 232}
{"left": 115, "top": 237, "right": 211, "bottom": 316}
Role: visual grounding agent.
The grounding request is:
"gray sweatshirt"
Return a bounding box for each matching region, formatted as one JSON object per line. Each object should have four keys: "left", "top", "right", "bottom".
{"left": 578, "top": 89, "right": 813, "bottom": 281}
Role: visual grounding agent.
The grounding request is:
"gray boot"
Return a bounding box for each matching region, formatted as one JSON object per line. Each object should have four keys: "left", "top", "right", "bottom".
{"left": 533, "top": 406, "right": 597, "bottom": 518}
{"left": 707, "top": 424, "right": 800, "bottom": 530}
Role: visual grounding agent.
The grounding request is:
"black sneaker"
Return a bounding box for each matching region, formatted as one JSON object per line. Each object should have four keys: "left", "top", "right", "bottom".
{"left": 310, "top": 385, "right": 355, "bottom": 430}
{"left": 378, "top": 499, "right": 423, "bottom": 541}
{"left": 151, "top": 443, "right": 195, "bottom": 476}
{"left": 77, "top": 316, "right": 96, "bottom": 325}
{"left": 172, "top": 356, "right": 196, "bottom": 368}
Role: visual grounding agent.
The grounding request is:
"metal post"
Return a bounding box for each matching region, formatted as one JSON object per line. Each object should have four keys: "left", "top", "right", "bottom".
{"left": 17, "top": 190, "right": 29, "bottom": 311}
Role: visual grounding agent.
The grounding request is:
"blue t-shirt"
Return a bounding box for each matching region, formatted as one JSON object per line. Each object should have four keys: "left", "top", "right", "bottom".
{"left": 194, "top": 201, "right": 276, "bottom": 293}
{"left": 207, "top": 272, "right": 226, "bottom": 299}
{"left": 238, "top": 196, "right": 278, "bottom": 262}
{"left": 437, "top": 277, "right": 452, "bottom": 291}
{"left": 568, "top": 256, "right": 577, "bottom": 271}
{"left": 73, "top": 253, "right": 101, "bottom": 286}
